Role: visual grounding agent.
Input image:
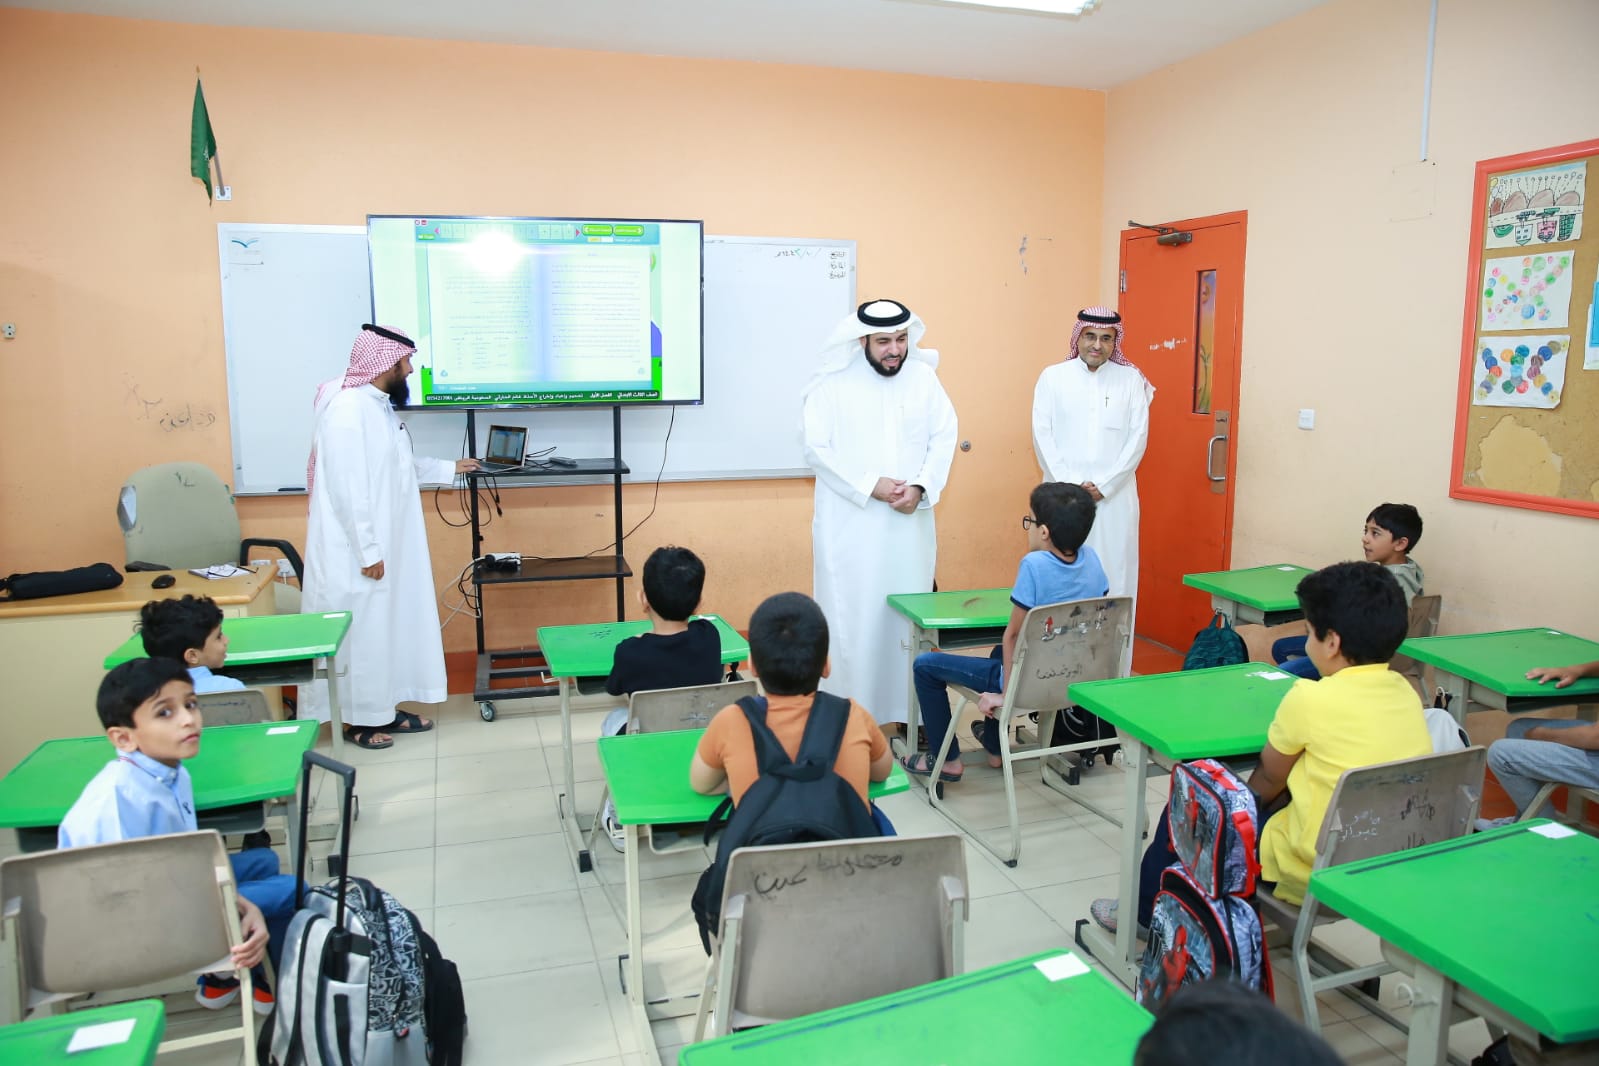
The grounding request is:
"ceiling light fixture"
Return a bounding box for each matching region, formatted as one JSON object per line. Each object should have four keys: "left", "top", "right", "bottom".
{"left": 934, "top": 0, "right": 1102, "bottom": 15}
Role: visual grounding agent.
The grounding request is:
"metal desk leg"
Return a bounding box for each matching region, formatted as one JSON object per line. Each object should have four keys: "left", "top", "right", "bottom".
{"left": 1403, "top": 961, "right": 1455, "bottom": 1066}
{"left": 1076, "top": 737, "right": 1149, "bottom": 987}
{"left": 1209, "top": 595, "right": 1238, "bottom": 624}
{"left": 1436, "top": 668, "right": 1470, "bottom": 727}
{"left": 902, "top": 622, "right": 931, "bottom": 755}
{"left": 620, "top": 822, "right": 661, "bottom": 1064}
{"left": 320, "top": 657, "right": 345, "bottom": 761}
{"left": 558, "top": 677, "right": 593, "bottom": 873}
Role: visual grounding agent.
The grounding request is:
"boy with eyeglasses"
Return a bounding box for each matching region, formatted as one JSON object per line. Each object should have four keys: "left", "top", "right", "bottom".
{"left": 900, "top": 482, "right": 1108, "bottom": 784}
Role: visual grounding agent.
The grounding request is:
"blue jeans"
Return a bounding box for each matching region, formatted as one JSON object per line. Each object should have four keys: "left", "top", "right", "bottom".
{"left": 1272, "top": 635, "right": 1321, "bottom": 680}
{"left": 231, "top": 847, "right": 300, "bottom": 974}
{"left": 912, "top": 649, "right": 1004, "bottom": 762}
{"left": 1488, "top": 717, "right": 1599, "bottom": 818}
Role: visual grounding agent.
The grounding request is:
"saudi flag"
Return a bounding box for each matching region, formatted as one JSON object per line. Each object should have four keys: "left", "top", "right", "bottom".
{"left": 190, "top": 78, "right": 217, "bottom": 201}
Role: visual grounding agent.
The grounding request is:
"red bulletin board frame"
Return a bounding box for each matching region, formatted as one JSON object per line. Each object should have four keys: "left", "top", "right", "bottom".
{"left": 1451, "top": 137, "right": 1599, "bottom": 520}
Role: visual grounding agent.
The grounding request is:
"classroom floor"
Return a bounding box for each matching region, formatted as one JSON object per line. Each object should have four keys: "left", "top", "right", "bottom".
{"left": 64, "top": 692, "right": 1497, "bottom": 1065}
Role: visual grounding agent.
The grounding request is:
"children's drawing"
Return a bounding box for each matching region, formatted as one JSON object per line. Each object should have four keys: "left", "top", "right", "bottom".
{"left": 1485, "top": 162, "right": 1584, "bottom": 249}
{"left": 1480, "top": 252, "right": 1574, "bottom": 331}
{"left": 1586, "top": 305, "right": 1599, "bottom": 372}
{"left": 1472, "top": 334, "right": 1568, "bottom": 409}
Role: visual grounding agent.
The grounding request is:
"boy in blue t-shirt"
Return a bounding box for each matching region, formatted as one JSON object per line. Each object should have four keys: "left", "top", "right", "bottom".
{"left": 139, "top": 594, "right": 247, "bottom": 694}
{"left": 901, "top": 482, "right": 1108, "bottom": 784}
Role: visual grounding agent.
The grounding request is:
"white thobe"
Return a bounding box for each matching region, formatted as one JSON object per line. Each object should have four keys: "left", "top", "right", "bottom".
{"left": 301, "top": 384, "right": 457, "bottom": 728}
{"left": 803, "top": 358, "right": 959, "bottom": 724}
{"left": 1032, "top": 359, "right": 1152, "bottom": 654}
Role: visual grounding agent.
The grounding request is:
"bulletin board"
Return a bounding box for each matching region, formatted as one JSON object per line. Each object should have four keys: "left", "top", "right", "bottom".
{"left": 1451, "top": 138, "right": 1599, "bottom": 519}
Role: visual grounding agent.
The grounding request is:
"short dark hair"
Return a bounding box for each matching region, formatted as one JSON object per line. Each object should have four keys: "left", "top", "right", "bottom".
{"left": 748, "top": 592, "right": 829, "bottom": 696}
{"left": 139, "top": 595, "right": 223, "bottom": 660}
{"left": 1367, "top": 502, "right": 1423, "bottom": 552}
{"left": 641, "top": 546, "right": 705, "bottom": 622}
{"left": 1031, "top": 482, "right": 1096, "bottom": 553}
{"left": 1296, "top": 561, "right": 1408, "bottom": 666}
{"left": 1134, "top": 979, "right": 1341, "bottom": 1066}
{"left": 97, "top": 658, "right": 193, "bottom": 730}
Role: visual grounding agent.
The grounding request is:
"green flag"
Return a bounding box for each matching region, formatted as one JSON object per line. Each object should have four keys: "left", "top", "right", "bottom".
{"left": 190, "top": 78, "right": 217, "bottom": 201}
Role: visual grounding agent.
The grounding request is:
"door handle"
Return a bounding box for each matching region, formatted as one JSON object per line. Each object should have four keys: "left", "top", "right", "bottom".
{"left": 1206, "top": 434, "right": 1227, "bottom": 482}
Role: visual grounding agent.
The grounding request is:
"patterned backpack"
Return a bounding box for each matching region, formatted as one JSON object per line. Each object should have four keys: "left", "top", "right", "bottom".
{"left": 1183, "top": 611, "right": 1249, "bottom": 671}
{"left": 1136, "top": 759, "right": 1272, "bottom": 1011}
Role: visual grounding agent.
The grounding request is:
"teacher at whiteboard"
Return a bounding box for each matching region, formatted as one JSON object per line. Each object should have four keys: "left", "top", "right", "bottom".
{"left": 301, "top": 324, "right": 479, "bottom": 750}
{"left": 802, "top": 299, "right": 958, "bottom": 725}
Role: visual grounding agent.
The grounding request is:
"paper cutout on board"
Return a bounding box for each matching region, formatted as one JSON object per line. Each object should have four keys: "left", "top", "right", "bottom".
{"left": 1586, "top": 304, "right": 1599, "bottom": 371}
{"left": 1473, "top": 334, "right": 1568, "bottom": 409}
{"left": 1480, "top": 252, "right": 1574, "bottom": 331}
{"left": 1485, "top": 161, "right": 1584, "bottom": 249}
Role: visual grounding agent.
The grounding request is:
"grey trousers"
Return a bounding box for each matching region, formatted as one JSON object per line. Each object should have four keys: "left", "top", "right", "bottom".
{"left": 1487, "top": 717, "right": 1599, "bottom": 818}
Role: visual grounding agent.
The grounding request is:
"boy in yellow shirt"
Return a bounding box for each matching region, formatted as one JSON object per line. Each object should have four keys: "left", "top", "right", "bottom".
{"left": 1092, "top": 561, "right": 1432, "bottom": 934}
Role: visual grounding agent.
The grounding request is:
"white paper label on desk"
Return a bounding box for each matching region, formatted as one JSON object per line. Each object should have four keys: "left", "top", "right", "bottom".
{"left": 266, "top": 725, "right": 298, "bottom": 735}
{"left": 1034, "top": 953, "right": 1090, "bottom": 981}
{"left": 1277, "top": 566, "right": 1298, "bottom": 571}
{"left": 1529, "top": 823, "right": 1577, "bottom": 839}
{"left": 1249, "top": 670, "right": 1292, "bottom": 681}
{"left": 66, "top": 1017, "right": 137, "bottom": 1052}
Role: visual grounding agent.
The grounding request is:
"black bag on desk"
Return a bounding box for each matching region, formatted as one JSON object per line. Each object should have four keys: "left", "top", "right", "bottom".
{"left": 0, "top": 562, "right": 123, "bottom": 600}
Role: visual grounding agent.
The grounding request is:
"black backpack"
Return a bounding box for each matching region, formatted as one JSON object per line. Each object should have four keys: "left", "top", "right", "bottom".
{"left": 690, "top": 693, "right": 882, "bottom": 953}
{"left": 1183, "top": 611, "right": 1249, "bottom": 670}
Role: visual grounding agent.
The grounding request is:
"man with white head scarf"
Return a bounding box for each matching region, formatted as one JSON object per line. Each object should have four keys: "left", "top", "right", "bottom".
{"left": 802, "top": 299, "right": 959, "bottom": 725}
{"left": 1032, "top": 307, "right": 1153, "bottom": 672}
{"left": 301, "top": 324, "right": 479, "bottom": 750}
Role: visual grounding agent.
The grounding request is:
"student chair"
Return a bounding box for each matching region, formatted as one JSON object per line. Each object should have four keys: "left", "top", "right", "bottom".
{"left": 924, "top": 596, "right": 1132, "bottom": 867}
{"left": 1519, "top": 781, "right": 1599, "bottom": 834}
{"left": 585, "top": 679, "right": 759, "bottom": 858}
{"left": 691, "top": 833, "right": 968, "bottom": 1041}
{"left": 1389, "top": 593, "right": 1443, "bottom": 698}
{"left": 0, "top": 830, "right": 258, "bottom": 1061}
{"left": 117, "top": 462, "right": 304, "bottom": 610}
{"left": 1257, "top": 746, "right": 1487, "bottom": 1035}
{"left": 196, "top": 688, "right": 274, "bottom": 726}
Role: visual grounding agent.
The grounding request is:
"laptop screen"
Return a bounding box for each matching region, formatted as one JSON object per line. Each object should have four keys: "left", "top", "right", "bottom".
{"left": 485, "top": 425, "right": 528, "bottom": 465}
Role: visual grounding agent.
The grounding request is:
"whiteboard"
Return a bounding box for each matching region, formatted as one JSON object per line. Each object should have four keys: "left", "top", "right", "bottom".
{"left": 218, "top": 225, "right": 855, "bottom": 494}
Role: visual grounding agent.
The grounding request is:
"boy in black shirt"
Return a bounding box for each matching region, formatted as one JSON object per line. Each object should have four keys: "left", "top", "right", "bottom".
{"left": 599, "top": 545, "right": 723, "bottom": 848}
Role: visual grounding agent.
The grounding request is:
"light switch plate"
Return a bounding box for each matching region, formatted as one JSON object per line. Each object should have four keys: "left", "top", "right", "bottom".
{"left": 1297, "top": 408, "right": 1315, "bottom": 430}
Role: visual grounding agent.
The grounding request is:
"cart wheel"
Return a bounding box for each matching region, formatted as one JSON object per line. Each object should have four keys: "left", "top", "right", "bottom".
{"left": 578, "top": 850, "right": 593, "bottom": 873}
{"left": 479, "top": 701, "right": 496, "bottom": 722}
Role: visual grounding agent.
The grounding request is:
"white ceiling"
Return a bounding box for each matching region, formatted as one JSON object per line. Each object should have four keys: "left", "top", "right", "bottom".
{"left": 11, "top": 0, "right": 1331, "bottom": 89}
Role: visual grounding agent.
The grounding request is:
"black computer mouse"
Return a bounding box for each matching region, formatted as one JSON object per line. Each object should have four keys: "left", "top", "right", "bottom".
{"left": 152, "top": 574, "right": 177, "bottom": 589}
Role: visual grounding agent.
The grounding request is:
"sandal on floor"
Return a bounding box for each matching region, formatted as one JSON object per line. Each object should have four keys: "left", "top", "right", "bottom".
{"left": 386, "top": 710, "right": 434, "bottom": 734}
{"left": 899, "top": 752, "right": 962, "bottom": 783}
{"left": 345, "top": 726, "right": 394, "bottom": 750}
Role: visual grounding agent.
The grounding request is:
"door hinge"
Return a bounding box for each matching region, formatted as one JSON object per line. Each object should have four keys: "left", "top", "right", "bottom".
{"left": 1119, "top": 270, "right": 1127, "bottom": 293}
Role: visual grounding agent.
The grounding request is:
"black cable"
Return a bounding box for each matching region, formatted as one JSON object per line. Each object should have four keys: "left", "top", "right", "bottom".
{"left": 586, "top": 405, "right": 676, "bottom": 557}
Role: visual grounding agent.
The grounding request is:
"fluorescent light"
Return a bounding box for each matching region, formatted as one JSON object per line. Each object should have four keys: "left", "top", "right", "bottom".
{"left": 935, "top": 0, "right": 1101, "bottom": 14}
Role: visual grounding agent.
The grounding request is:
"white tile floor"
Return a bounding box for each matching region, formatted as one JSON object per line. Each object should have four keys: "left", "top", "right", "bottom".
{"left": 39, "top": 694, "right": 1501, "bottom": 1065}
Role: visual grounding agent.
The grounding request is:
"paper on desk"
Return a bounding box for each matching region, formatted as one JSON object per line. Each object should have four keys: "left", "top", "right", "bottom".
{"left": 67, "top": 1017, "right": 137, "bottom": 1052}
{"left": 266, "top": 725, "right": 298, "bottom": 735}
{"left": 1529, "top": 823, "right": 1577, "bottom": 839}
{"left": 1034, "top": 953, "right": 1090, "bottom": 981}
{"left": 1249, "top": 670, "right": 1292, "bottom": 681}
{"left": 188, "top": 564, "right": 251, "bottom": 580}
{"left": 1276, "top": 566, "right": 1298, "bottom": 571}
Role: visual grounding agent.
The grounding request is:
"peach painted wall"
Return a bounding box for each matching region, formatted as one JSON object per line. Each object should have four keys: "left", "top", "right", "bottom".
{"left": 1104, "top": 0, "right": 1599, "bottom": 636}
{"left": 0, "top": 8, "right": 1104, "bottom": 655}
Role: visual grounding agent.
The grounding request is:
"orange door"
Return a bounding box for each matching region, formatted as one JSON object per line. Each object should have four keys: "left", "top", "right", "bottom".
{"left": 1120, "top": 213, "right": 1247, "bottom": 650}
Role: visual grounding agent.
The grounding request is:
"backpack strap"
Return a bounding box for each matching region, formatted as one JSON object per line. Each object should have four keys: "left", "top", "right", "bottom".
{"left": 792, "top": 691, "right": 852, "bottom": 769}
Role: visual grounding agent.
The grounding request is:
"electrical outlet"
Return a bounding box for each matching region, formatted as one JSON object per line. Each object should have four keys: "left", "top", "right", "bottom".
{"left": 276, "top": 559, "right": 295, "bottom": 579}
{"left": 1, "top": 323, "right": 14, "bottom": 340}
{"left": 1297, "top": 408, "right": 1315, "bottom": 430}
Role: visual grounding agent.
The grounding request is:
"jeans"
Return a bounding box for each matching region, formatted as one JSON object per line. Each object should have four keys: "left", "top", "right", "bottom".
{"left": 231, "top": 847, "right": 300, "bottom": 974}
{"left": 912, "top": 649, "right": 1003, "bottom": 762}
{"left": 1272, "top": 635, "right": 1321, "bottom": 680}
{"left": 1488, "top": 717, "right": 1599, "bottom": 818}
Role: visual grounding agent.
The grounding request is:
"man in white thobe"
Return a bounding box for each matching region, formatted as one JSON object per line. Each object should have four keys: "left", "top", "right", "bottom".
{"left": 803, "top": 299, "right": 959, "bottom": 725}
{"left": 301, "top": 324, "right": 478, "bottom": 748}
{"left": 1032, "top": 307, "right": 1153, "bottom": 670}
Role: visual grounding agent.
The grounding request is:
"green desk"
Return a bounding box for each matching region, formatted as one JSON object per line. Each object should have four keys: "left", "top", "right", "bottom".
{"left": 105, "top": 611, "right": 353, "bottom": 760}
{"left": 887, "top": 587, "right": 1012, "bottom": 752}
{"left": 1397, "top": 628, "right": 1599, "bottom": 725}
{"left": 679, "top": 950, "right": 1151, "bottom": 1065}
{"left": 0, "top": 998, "right": 165, "bottom": 1064}
{"left": 1312, "top": 821, "right": 1599, "bottom": 1064}
{"left": 1067, "top": 663, "right": 1298, "bottom": 986}
{"left": 1182, "top": 564, "right": 1313, "bottom": 626}
{"left": 597, "top": 727, "right": 909, "bottom": 1060}
{"left": 537, "top": 615, "right": 750, "bottom": 874}
{"left": 0, "top": 721, "right": 319, "bottom": 859}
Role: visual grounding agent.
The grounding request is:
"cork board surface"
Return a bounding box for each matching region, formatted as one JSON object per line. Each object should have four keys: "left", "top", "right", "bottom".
{"left": 1454, "top": 140, "right": 1599, "bottom": 519}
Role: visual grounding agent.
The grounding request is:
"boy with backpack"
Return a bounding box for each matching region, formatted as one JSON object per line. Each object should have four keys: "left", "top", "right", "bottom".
{"left": 1090, "top": 561, "right": 1433, "bottom": 936}
{"left": 689, "top": 591, "right": 893, "bottom": 951}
